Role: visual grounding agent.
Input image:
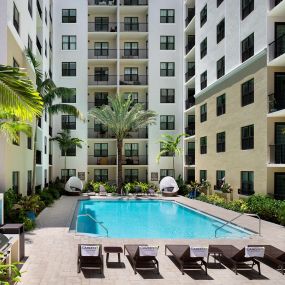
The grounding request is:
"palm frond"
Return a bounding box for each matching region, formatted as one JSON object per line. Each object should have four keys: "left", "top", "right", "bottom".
{"left": 25, "top": 48, "right": 43, "bottom": 89}
{"left": 0, "top": 120, "right": 32, "bottom": 143}
{"left": 48, "top": 104, "right": 84, "bottom": 120}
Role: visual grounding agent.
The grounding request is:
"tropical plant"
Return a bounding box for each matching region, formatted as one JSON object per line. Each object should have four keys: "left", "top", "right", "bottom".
{"left": 26, "top": 49, "right": 83, "bottom": 193}
{"left": 89, "top": 93, "right": 157, "bottom": 191}
{"left": 0, "top": 255, "right": 22, "bottom": 285}
{"left": 50, "top": 129, "right": 83, "bottom": 183}
{"left": 156, "top": 133, "right": 186, "bottom": 177}
{"left": 220, "top": 182, "right": 233, "bottom": 193}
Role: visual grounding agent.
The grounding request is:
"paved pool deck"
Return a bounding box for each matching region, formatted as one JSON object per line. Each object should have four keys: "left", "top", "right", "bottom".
{"left": 18, "top": 195, "right": 285, "bottom": 285}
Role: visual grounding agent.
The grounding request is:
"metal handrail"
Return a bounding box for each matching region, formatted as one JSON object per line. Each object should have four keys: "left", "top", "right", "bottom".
{"left": 76, "top": 214, "right": 109, "bottom": 237}
{"left": 215, "top": 213, "right": 261, "bottom": 238}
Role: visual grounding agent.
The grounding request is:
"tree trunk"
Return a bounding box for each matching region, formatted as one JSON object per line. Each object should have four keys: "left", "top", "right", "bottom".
{"left": 31, "top": 118, "right": 38, "bottom": 195}
{"left": 117, "top": 139, "right": 123, "bottom": 193}
{"left": 172, "top": 155, "right": 175, "bottom": 178}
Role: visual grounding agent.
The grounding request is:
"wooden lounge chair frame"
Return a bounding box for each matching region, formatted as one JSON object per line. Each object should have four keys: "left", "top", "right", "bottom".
{"left": 124, "top": 244, "right": 159, "bottom": 274}
{"left": 209, "top": 245, "right": 261, "bottom": 275}
{"left": 77, "top": 244, "right": 104, "bottom": 274}
{"left": 165, "top": 245, "right": 207, "bottom": 275}
{"left": 249, "top": 244, "right": 285, "bottom": 275}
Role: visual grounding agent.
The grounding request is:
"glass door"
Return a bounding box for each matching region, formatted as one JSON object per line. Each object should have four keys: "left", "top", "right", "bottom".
{"left": 274, "top": 173, "right": 285, "bottom": 200}
{"left": 275, "top": 23, "right": 285, "bottom": 57}
{"left": 275, "top": 123, "right": 285, "bottom": 163}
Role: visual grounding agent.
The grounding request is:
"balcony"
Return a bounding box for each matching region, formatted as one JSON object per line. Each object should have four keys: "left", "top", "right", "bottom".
{"left": 36, "top": 37, "right": 42, "bottom": 55}
{"left": 88, "top": 22, "right": 117, "bottom": 32}
{"left": 269, "top": 34, "right": 285, "bottom": 62}
{"left": 185, "top": 124, "right": 195, "bottom": 136}
{"left": 36, "top": 150, "right": 42, "bottom": 165}
{"left": 122, "top": 155, "right": 148, "bottom": 165}
{"left": 185, "top": 63, "right": 195, "bottom": 82}
{"left": 269, "top": 145, "right": 285, "bottom": 164}
{"left": 120, "top": 22, "right": 148, "bottom": 32}
{"left": 88, "top": 155, "right": 117, "bottom": 165}
{"left": 126, "top": 128, "right": 148, "bottom": 138}
{"left": 120, "top": 49, "right": 148, "bottom": 59}
{"left": 185, "top": 8, "right": 195, "bottom": 27}
{"left": 88, "top": 49, "right": 117, "bottom": 59}
{"left": 88, "top": 100, "right": 109, "bottom": 109}
{"left": 119, "top": 75, "right": 148, "bottom": 85}
{"left": 88, "top": 0, "right": 117, "bottom": 5}
{"left": 49, "top": 154, "right": 52, "bottom": 165}
{"left": 88, "top": 75, "right": 117, "bottom": 85}
{"left": 268, "top": 93, "right": 285, "bottom": 113}
{"left": 185, "top": 153, "right": 195, "bottom": 165}
{"left": 185, "top": 36, "right": 195, "bottom": 54}
{"left": 88, "top": 128, "right": 115, "bottom": 138}
{"left": 37, "top": 0, "right": 42, "bottom": 18}
{"left": 185, "top": 96, "right": 195, "bottom": 109}
{"left": 121, "top": 0, "right": 148, "bottom": 5}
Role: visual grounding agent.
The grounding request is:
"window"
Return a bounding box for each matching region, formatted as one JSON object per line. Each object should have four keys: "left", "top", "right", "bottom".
{"left": 95, "top": 17, "right": 109, "bottom": 31}
{"left": 160, "top": 9, "right": 175, "bottom": 23}
{"left": 217, "top": 19, "right": 225, "bottom": 43}
{"left": 241, "top": 0, "right": 254, "bottom": 20}
{"left": 95, "top": 67, "right": 108, "bottom": 81}
{"left": 12, "top": 171, "right": 19, "bottom": 194}
{"left": 200, "top": 170, "right": 207, "bottom": 183}
{"left": 200, "top": 103, "right": 207, "bottom": 122}
{"left": 241, "top": 79, "right": 254, "bottom": 106}
{"left": 45, "top": 7, "right": 47, "bottom": 24}
{"left": 62, "top": 35, "right": 76, "bottom": 50}
{"left": 160, "top": 36, "right": 175, "bottom": 50}
{"left": 217, "top": 56, "right": 225, "bottom": 79}
{"left": 61, "top": 145, "right": 76, "bottom": 156}
{"left": 124, "top": 92, "right": 138, "bottom": 104}
{"left": 216, "top": 170, "right": 225, "bottom": 189}
{"left": 61, "top": 169, "right": 76, "bottom": 181}
{"left": 217, "top": 94, "right": 226, "bottom": 116}
{"left": 27, "top": 136, "right": 32, "bottom": 150}
{"left": 44, "top": 136, "right": 47, "bottom": 154}
{"left": 200, "top": 71, "right": 207, "bottom": 90}
{"left": 160, "top": 89, "right": 175, "bottom": 103}
{"left": 94, "top": 169, "right": 108, "bottom": 182}
{"left": 200, "top": 136, "right": 207, "bottom": 154}
{"left": 13, "top": 58, "right": 19, "bottom": 68}
{"left": 241, "top": 33, "right": 254, "bottom": 62}
{"left": 160, "top": 62, "right": 175, "bottom": 76}
{"left": 13, "top": 3, "right": 20, "bottom": 34}
{"left": 240, "top": 171, "right": 254, "bottom": 195}
{"left": 217, "top": 0, "right": 224, "bottom": 7}
{"left": 62, "top": 9, "right": 76, "bottom": 23}
{"left": 28, "top": 0, "right": 33, "bottom": 17}
{"left": 94, "top": 121, "right": 107, "bottom": 133}
{"left": 241, "top": 125, "right": 254, "bottom": 150}
{"left": 217, "top": 132, "right": 226, "bottom": 152}
{"left": 62, "top": 62, "right": 76, "bottom": 76}
{"left": 62, "top": 115, "right": 76, "bottom": 130}
{"left": 125, "top": 143, "right": 138, "bottom": 157}
{"left": 124, "top": 67, "right": 138, "bottom": 82}
{"left": 95, "top": 42, "right": 109, "bottom": 56}
{"left": 124, "top": 42, "right": 138, "bottom": 56}
{"left": 45, "top": 40, "right": 47, "bottom": 57}
{"left": 160, "top": 169, "right": 174, "bottom": 179}
{"left": 62, "top": 88, "right": 76, "bottom": 103}
{"left": 94, "top": 143, "right": 108, "bottom": 157}
{"left": 200, "top": 4, "right": 207, "bottom": 27}
{"left": 28, "top": 35, "right": 33, "bottom": 51}
{"left": 200, "top": 38, "right": 207, "bottom": 59}
{"left": 160, "top": 142, "right": 174, "bottom": 157}
{"left": 95, "top": 92, "right": 108, "bottom": 106}
{"left": 160, "top": 115, "right": 175, "bottom": 130}
{"left": 124, "top": 17, "right": 139, "bottom": 31}
{"left": 27, "top": 170, "right": 32, "bottom": 195}
{"left": 125, "top": 169, "right": 139, "bottom": 182}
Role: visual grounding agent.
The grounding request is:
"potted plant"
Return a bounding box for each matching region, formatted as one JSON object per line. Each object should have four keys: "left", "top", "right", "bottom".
{"left": 200, "top": 180, "right": 211, "bottom": 195}
{"left": 188, "top": 181, "right": 200, "bottom": 199}
{"left": 214, "top": 182, "right": 233, "bottom": 201}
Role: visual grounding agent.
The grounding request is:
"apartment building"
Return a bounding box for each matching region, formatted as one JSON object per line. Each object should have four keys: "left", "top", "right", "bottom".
{"left": 0, "top": 0, "right": 53, "bottom": 195}
{"left": 191, "top": 0, "right": 285, "bottom": 200}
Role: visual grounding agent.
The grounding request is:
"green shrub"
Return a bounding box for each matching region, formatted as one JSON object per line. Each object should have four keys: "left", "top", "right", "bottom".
{"left": 278, "top": 204, "right": 285, "bottom": 226}
{"left": 23, "top": 217, "right": 36, "bottom": 231}
{"left": 18, "top": 195, "right": 45, "bottom": 214}
{"left": 3, "top": 189, "right": 21, "bottom": 221}
{"left": 46, "top": 187, "right": 61, "bottom": 199}
{"left": 39, "top": 190, "right": 54, "bottom": 206}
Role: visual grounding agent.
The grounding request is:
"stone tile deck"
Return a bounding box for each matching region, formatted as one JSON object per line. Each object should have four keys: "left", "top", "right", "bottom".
{"left": 18, "top": 195, "right": 285, "bottom": 284}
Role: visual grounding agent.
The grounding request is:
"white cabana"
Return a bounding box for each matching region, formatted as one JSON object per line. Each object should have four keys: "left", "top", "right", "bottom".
{"left": 65, "top": 176, "right": 83, "bottom": 194}
{"left": 159, "top": 176, "right": 179, "bottom": 197}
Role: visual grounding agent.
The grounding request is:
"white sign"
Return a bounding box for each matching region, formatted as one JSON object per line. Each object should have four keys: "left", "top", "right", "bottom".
{"left": 81, "top": 245, "right": 99, "bottom": 257}
{"left": 190, "top": 247, "right": 209, "bottom": 258}
{"left": 139, "top": 246, "right": 158, "bottom": 257}
{"left": 245, "top": 246, "right": 265, "bottom": 258}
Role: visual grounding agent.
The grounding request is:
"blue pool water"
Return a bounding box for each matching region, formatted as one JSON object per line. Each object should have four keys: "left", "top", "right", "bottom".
{"left": 74, "top": 200, "right": 252, "bottom": 239}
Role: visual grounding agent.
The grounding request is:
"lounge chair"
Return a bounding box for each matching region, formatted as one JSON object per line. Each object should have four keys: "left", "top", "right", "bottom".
{"left": 77, "top": 244, "right": 104, "bottom": 274}
{"left": 249, "top": 245, "right": 285, "bottom": 275}
{"left": 165, "top": 245, "right": 208, "bottom": 275}
{"left": 124, "top": 244, "right": 159, "bottom": 274}
{"left": 162, "top": 187, "right": 179, "bottom": 197}
{"left": 209, "top": 245, "right": 263, "bottom": 275}
{"left": 99, "top": 185, "right": 107, "bottom": 196}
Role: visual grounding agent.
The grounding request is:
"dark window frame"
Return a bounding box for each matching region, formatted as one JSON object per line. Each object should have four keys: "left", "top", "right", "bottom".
{"left": 201, "top": 71, "right": 207, "bottom": 90}
{"left": 125, "top": 143, "right": 139, "bottom": 157}
{"left": 160, "top": 35, "right": 175, "bottom": 50}
{"left": 217, "top": 0, "right": 224, "bottom": 7}
{"left": 160, "top": 62, "right": 175, "bottom": 77}
{"left": 216, "top": 170, "right": 225, "bottom": 189}
{"left": 13, "top": 3, "right": 20, "bottom": 34}
{"left": 61, "top": 115, "right": 76, "bottom": 130}
{"left": 241, "top": 78, "right": 254, "bottom": 106}
{"left": 217, "top": 56, "right": 225, "bottom": 79}
{"left": 240, "top": 171, "right": 254, "bottom": 195}
{"left": 241, "top": 0, "right": 254, "bottom": 20}
{"left": 200, "top": 136, "right": 207, "bottom": 154}
{"left": 61, "top": 169, "right": 76, "bottom": 181}
{"left": 61, "top": 145, "right": 76, "bottom": 156}
{"left": 62, "top": 35, "right": 77, "bottom": 50}
{"left": 200, "top": 4, "right": 207, "bottom": 27}
{"left": 125, "top": 169, "right": 139, "bottom": 182}
{"left": 200, "top": 103, "right": 207, "bottom": 122}
{"left": 62, "top": 62, "right": 76, "bottom": 76}
{"left": 160, "top": 115, "right": 175, "bottom": 130}
{"left": 160, "top": 169, "right": 174, "bottom": 180}
{"left": 200, "top": 170, "right": 207, "bottom": 182}
{"left": 241, "top": 124, "right": 254, "bottom": 150}
{"left": 28, "top": 0, "right": 33, "bottom": 18}
{"left": 160, "top": 89, "right": 175, "bottom": 103}
{"left": 217, "top": 18, "right": 225, "bottom": 43}
{"left": 160, "top": 9, "right": 175, "bottom": 23}
{"left": 62, "top": 9, "right": 76, "bottom": 23}
{"left": 94, "top": 143, "right": 108, "bottom": 157}
{"left": 200, "top": 38, "right": 207, "bottom": 59}
{"left": 217, "top": 131, "right": 226, "bottom": 153}
{"left": 62, "top": 88, "right": 76, "bottom": 103}
{"left": 94, "top": 169, "right": 108, "bottom": 182}
{"left": 217, "top": 94, "right": 226, "bottom": 116}
{"left": 241, "top": 33, "right": 254, "bottom": 62}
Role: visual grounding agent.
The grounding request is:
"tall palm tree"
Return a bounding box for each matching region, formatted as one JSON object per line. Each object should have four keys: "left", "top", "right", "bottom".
{"left": 89, "top": 94, "right": 157, "bottom": 191}
{"left": 26, "top": 49, "right": 83, "bottom": 193}
{"left": 50, "top": 130, "right": 83, "bottom": 183}
{"left": 156, "top": 133, "right": 186, "bottom": 177}
{"left": 0, "top": 65, "right": 43, "bottom": 121}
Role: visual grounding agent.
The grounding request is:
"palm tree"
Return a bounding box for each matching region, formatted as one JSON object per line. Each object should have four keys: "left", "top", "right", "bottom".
{"left": 0, "top": 65, "right": 43, "bottom": 121}
{"left": 156, "top": 133, "right": 186, "bottom": 177}
{"left": 26, "top": 49, "right": 83, "bottom": 193}
{"left": 50, "top": 130, "right": 83, "bottom": 183}
{"left": 89, "top": 94, "right": 157, "bottom": 191}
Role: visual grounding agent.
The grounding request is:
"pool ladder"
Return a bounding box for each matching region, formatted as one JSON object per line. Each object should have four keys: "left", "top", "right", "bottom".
{"left": 214, "top": 213, "right": 261, "bottom": 238}
{"left": 76, "top": 214, "right": 109, "bottom": 237}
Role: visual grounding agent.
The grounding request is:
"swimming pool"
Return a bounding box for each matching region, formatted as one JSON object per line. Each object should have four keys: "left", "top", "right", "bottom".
{"left": 73, "top": 199, "right": 252, "bottom": 239}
